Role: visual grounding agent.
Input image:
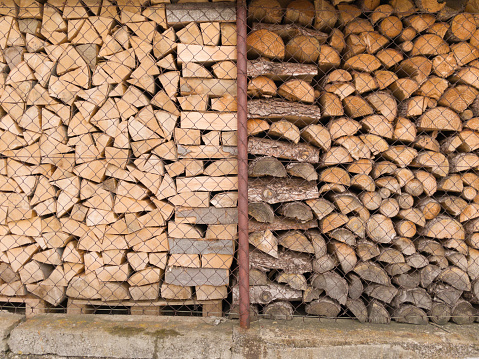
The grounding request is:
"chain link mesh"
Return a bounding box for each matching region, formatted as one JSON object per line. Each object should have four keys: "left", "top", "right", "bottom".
{"left": 244, "top": 0, "right": 479, "bottom": 325}
{"left": 0, "top": 0, "right": 239, "bottom": 318}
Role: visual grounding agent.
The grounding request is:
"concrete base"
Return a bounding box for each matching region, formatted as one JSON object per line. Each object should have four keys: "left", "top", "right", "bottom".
{"left": 0, "top": 313, "right": 23, "bottom": 353}
{"left": 2, "top": 314, "right": 479, "bottom": 359}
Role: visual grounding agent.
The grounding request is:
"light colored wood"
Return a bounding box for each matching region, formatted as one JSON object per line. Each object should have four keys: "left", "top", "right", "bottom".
{"left": 177, "top": 44, "right": 236, "bottom": 64}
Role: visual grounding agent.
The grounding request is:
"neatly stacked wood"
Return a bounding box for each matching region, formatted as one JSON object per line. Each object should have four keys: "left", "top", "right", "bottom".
{"left": 242, "top": 0, "right": 479, "bottom": 324}
{"left": 0, "top": 0, "right": 237, "bottom": 310}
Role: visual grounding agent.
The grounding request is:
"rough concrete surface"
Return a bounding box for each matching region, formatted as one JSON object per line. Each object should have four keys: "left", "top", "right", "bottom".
{"left": 7, "top": 314, "right": 233, "bottom": 359}
{"left": 0, "top": 313, "right": 24, "bottom": 353}
{"left": 234, "top": 318, "right": 479, "bottom": 359}
{"left": 2, "top": 315, "right": 479, "bottom": 359}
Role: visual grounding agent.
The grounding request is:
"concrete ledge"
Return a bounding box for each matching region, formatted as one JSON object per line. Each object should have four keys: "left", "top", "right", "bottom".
{"left": 234, "top": 318, "right": 479, "bottom": 359}
{"left": 3, "top": 315, "right": 479, "bottom": 359}
{"left": 0, "top": 313, "right": 24, "bottom": 353}
{"left": 8, "top": 314, "right": 233, "bottom": 359}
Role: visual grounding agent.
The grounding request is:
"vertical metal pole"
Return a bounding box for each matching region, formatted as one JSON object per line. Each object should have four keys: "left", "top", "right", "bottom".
{"left": 236, "top": 0, "right": 250, "bottom": 330}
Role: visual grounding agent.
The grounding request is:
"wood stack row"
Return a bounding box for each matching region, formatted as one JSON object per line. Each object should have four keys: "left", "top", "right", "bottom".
{"left": 0, "top": 0, "right": 238, "bottom": 312}
{"left": 242, "top": 0, "right": 479, "bottom": 324}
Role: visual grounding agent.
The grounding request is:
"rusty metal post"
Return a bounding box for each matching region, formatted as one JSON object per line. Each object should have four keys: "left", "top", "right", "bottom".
{"left": 236, "top": 0, "right": 250, "bottom": 330}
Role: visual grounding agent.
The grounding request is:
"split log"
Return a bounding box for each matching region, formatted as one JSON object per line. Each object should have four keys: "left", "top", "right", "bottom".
{"left": 248, "top": 58, "right": 318, "bottom": 82}
{"left": 393, "top": 305, "right": 428, "bottom": 325}
{"left": 248, "top": 99, "right": 322, "bottom": 126}
{"left": 368, "top": 300, "right": 390, "bottom": 324}
{"left": 248, "top": 137, "right": 320, "bottom": 163}
{"left": 305, "top": 297, "right": 341, "bottom": 317}
{"left": 250, "top": 250, "right": 312, "bottom": 273}
{"left": 244, "top": 283, "right": 303, "bottom": 305}
{"left": 264, "top": 301, "right": 294, "bottom": 320}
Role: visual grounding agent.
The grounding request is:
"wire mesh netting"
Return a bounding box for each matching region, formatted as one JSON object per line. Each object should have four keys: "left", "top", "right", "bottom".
{"left": 244, "top": 0, "right": 479, "bottom": 325}
{"left": 0, "top": 0, "right": 240, "bottom": 317}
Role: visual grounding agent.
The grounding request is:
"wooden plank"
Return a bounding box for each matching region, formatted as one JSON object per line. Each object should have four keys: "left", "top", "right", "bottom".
{"left": 67, "top": 298, "right": 222, "bottom": 317}
{"left": 176, "top": 176, "right": 238, "bottom": 192}
{"left": 180, "top": 112, "right": 237, "bottom": 131}
{"left": 249, "top": 218, "right": 318, "bottom": 232}
{"left": 179, "top": 78, "right": 236, "bottom": 96}
{"left": 175, "top": 207, "right": 238, "bottom": 225}
{"left": 168, "top": 238, "right": 235, "bottom": 255}
{"left": 177, "top": 145, "right": 237, "bottom": 159}
{"left": 177, "top": 44, "right": 236, "bottom": 65}
{"left": 164, "top": 267, "right": 229, "bottom": 286}
{"left": 166, "top": 2, "right": 236, "bottom": 25}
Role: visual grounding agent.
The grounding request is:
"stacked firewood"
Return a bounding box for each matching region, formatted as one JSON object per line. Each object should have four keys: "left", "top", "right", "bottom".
{"left": 242, "top": 0, "right": 479, "bottom": 324}
{"left": 0, "top": 0, "right": 238, "bottom": 309}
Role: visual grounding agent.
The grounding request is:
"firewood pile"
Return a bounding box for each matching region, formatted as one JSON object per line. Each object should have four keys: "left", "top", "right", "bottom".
{"left": 0, "top": 0, "right": 238, "bottom": 315}
{"left": 240, "top": 0, "right": 479, "bottom": 324}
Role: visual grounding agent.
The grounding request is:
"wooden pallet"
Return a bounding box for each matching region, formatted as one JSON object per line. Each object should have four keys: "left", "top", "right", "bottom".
{"left": 67, "top": 298, "right": 223, "bottom": 317}
{"left": 0, "top": 295, "right": 51, "bottom": 318}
